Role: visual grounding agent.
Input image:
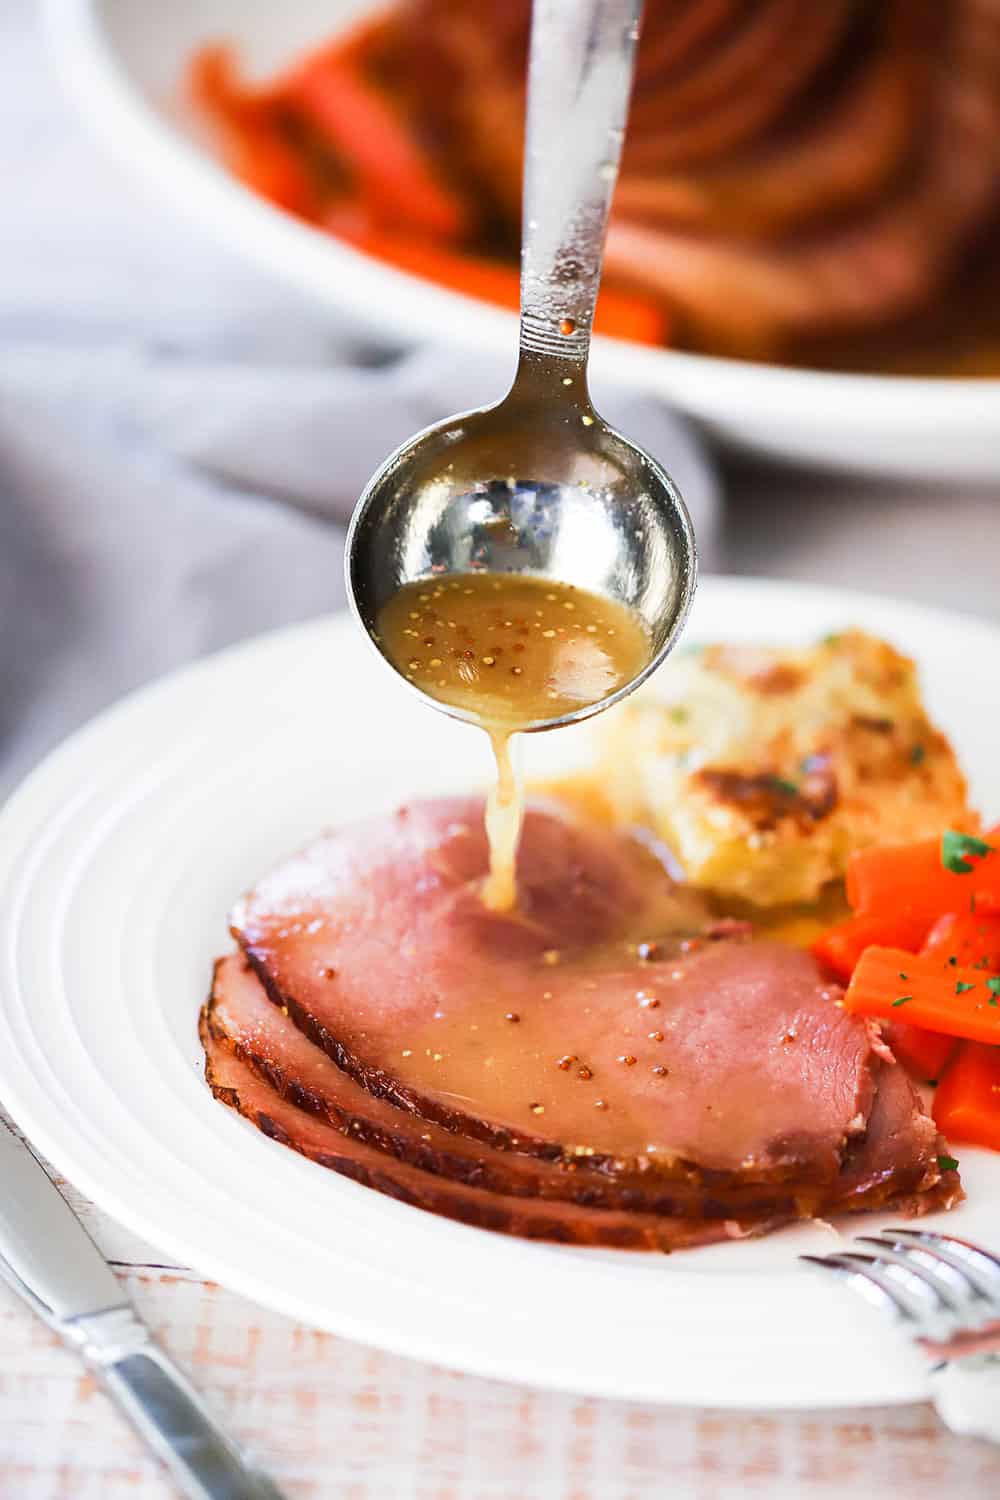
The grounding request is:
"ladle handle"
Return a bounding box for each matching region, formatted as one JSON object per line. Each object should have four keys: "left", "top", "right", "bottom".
{"left": 517, "top": 0, "right": 644, "bottom": 381}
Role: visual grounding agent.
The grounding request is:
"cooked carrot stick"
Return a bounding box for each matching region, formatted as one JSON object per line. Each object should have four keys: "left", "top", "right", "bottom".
{"left": 188, "top": 44, "right": 246, "bottom": 119}
{"left": 327, "top": 226, "right": 672, "bottom": 345}
{"left": 811, "top": 912, "right": 931, "bottom": 983}
{"left": 933, "top": 1042, "right": 1000, "bottom": 1151}
{"left": 883, "top": 1021, "right": 956, "bottom": 1083}
{"left": 921, "top": 910, "right": 1000, "bottom": 970}
{"left": 188, "top": 46, "right": 319, "bottom": 217}
{"left": 285, "top": 56, "right": 469, "bottom": 239}
{"left": 221, "top": 122, "right": 321, "bottom": 216}
{"left": 845, "top": 830, "right": 1000, "bottom": 920}
{"left": 843, "top": 946, "right": 1000, "bottom": 1044}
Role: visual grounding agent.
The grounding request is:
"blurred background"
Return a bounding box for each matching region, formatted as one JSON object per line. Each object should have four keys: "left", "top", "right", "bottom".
{"left": 2, "top": 0, "right": 999, "bottom": 799}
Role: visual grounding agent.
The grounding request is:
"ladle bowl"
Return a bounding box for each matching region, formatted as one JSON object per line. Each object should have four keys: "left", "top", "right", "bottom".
{"left": 346, "top": 0, "right": 697, "bottom": 731}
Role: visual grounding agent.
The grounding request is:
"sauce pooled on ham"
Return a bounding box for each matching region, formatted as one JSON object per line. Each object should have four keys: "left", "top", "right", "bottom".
{"left": 206, "top": 951, "right": 955, "bottom": 1223}
{"left": 233, "top": 797, "right": 888, "bottom": 1179}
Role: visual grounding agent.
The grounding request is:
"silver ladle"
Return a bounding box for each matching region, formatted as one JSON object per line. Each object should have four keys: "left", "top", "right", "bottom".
{"left": 346, "top": 0, "right": 696, "bottom": 733}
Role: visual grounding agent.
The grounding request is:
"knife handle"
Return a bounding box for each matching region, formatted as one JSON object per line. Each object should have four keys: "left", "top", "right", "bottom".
{"left": 64, "top": 1308, "right": 286, "bottom": 1500}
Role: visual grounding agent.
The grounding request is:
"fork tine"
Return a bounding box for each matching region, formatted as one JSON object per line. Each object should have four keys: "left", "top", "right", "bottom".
{"left": 834, "top": 1251, "right": 963, "bottom": 1340}
{"left": 883, "top": 1229, "right": 1000, "bottom": 1305}
{"left": 800, "top": 1253, "right": 922, "bottom": 1326}
{"left": 854, "top": 1234, "right": 989, "bottom": 1312}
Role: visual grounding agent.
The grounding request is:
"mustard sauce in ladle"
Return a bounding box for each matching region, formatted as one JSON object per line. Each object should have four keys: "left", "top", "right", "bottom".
{"left": 375, "top": 572, "right": 651, "bottom": 907}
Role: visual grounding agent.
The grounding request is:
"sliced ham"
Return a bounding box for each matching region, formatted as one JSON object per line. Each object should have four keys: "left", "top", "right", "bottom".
{"left": 614, "top": 1, "right": 928, "bottom": 238}
{"left": 206, "top": 953, "right": 960, "bottom": 1225}
{"left": 626, "top": 0, "right": 852, "bottom": 145}
{"left": 207, "top": 954, "right": 798, "bottom": 1215}
{"left": 632, "top": 0, "right": 750, "bottom": 94}
{"left": 201, "top": 1016, "right": 788, "bottom": 1251}
{"left": 836, "top": 1058, "right": 952, "bottom": 1210}
{"left": 232, "top": 797, "right": 884, "bottom": 1184}
{"left": 605, "top": 0, "right": 1000, "bottom": 351}
{"left": 202, "top": 1015, "right": 958, "bottom": 1250}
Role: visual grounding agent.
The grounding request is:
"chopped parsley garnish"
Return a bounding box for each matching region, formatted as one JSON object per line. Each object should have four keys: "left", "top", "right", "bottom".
{"left": 909, "top": 744, "right": 926, "bottom": 765}
{"left": 820, "top": 633, "right": 841, "bottom": 647}
{"left": 898, "top": 971, "right": 909, "bottom": 981}
{"left": 987, "top": 976, "right": 1000, "bottom": 996}
{"left": 948, "top": 955, "right": 958, "bottom": 967}
{"left": 770, "top": 777, "right": 799, "bottom": 798}
{"left": 668, "top": 706, "right": 689, "bottom": 724}
{"left": 938, "top": 1155, "right": 960, "bottom": 1173}
{"left": 891, "top": 995, "right": 913, "bottom": 1008}
{"left": 955, "top": 981, "right": 976, "bottom": 995}
{"left": 942, "top": 830, "right": 994, "bottom": 874}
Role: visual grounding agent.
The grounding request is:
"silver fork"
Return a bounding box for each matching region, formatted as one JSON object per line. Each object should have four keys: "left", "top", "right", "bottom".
{"left": 803, "top": 1229, "right": 1000, "bottom": 1442}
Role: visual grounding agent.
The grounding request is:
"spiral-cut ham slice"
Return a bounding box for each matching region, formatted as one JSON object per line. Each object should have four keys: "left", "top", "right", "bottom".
{"left": 625, "top": 0, "right": 854, "bottom": 157}
{"left": 614, "top": 1, "right": 927, "bottom": 237}
{"left": 631, "top": 0, "right": 749, "bottom": 95}
{"left": 206, "top": 954, "right": 798, "bottom": 1215}
{"left": 608, "top": 2, "right": 1000, "bottom": 350}
{"left": 233, "top": 798, "right": 888, "bottom": 1186}
{"left": 205, "top": 952, "right": 960, "bottom": 1229}
{"left": 202, "top": 1016, "right": 787, "bottom": 1250}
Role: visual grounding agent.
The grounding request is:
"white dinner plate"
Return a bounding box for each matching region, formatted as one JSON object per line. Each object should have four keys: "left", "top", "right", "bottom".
{"left": 1, "top": 577, "right": 998, "bottom": 1409}
{"left": 47, "top": 0, "right": 1000, "bottom": 482}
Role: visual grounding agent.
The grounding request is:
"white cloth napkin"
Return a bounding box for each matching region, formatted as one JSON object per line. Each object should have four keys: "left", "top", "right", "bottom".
{"left": 0, "top": 0, "right": 719, "bottom": 797}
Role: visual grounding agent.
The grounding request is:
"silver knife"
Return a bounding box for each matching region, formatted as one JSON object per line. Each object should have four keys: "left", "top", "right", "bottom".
{"left": 0, "top": 1121, "right": 287, "bottom": 1500}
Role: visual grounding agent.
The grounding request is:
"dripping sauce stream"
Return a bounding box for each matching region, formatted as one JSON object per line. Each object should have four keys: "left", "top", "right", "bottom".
{"left": 375, "top": 573, "right": 651, "bottom": 912}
